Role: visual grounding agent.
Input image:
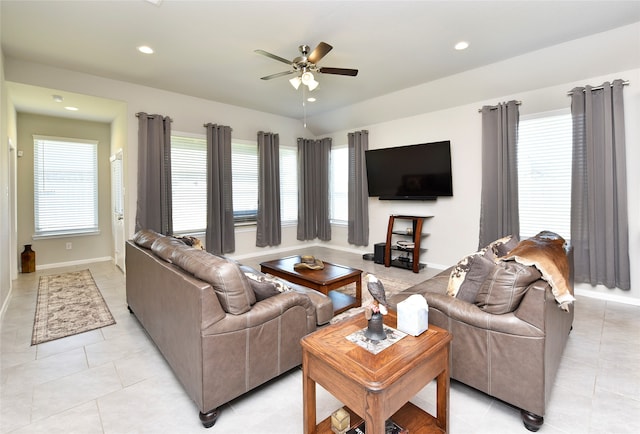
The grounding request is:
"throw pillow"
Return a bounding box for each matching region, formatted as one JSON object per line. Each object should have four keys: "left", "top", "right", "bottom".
{"left": 171, "top": 235, "right": 204, "bottom": 250}
{"left": 247, "top": 279, "right": 280, "bottom": 301}
{"left": 244, "top": 271, "right": 293, "bottom": 293}
{"left": 447, "top": 245, "right": 492, "bottom": 298}
{"left": 500, "top": 231, "right": 575, "bottom": 311}
{"left": 455, "top": 253, "right": 496, "bottom": 303}
{"left": 487, "top": 234, "right": 519, "bottom": 258}
{"left": 475, "top": 260, "right": 541, "bottom": 314}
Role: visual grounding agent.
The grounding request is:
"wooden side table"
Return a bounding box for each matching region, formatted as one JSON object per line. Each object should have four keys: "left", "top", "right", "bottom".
{"left": 301, "top": 311, "right": 451, "bottom": 434}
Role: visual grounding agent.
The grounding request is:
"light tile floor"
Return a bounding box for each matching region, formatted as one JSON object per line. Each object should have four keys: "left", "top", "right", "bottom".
{"left": 1, "top": 247, "right": 639, "bottom": 433}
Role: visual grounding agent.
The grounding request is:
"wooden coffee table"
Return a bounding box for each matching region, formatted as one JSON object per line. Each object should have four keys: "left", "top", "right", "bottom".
{"left": 260, "top": 256, "right": 362, "bottom": 314}
{"left": 301, "top": 310, "right": 451, "bottom": 434}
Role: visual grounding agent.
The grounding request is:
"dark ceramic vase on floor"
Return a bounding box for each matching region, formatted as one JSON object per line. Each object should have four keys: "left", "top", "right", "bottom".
{"left": 21, "top": 244, "right": 35, "bottom": 273}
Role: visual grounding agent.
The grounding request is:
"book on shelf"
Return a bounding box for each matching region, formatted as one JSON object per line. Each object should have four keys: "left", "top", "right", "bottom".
{"left": 346, "top": 419, "right": 408, "bottom": 434}
{"left": 396, "top": 241, "right": 414, "bottom": 248}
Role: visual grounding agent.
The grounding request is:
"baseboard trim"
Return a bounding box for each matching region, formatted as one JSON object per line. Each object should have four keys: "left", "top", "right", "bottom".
{"left": 575, "top": 287, "right": 640, "bottom": 306}
{"left": 0, "top": 286, "right": 13, "bottom": 321}
{"left": 36, "top": 256, "right": 114, "bottom": 270}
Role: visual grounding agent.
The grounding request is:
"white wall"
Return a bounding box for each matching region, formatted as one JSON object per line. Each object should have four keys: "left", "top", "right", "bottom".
{"left": 3, "top": 24, "right": 639, "bottom": 303}
{"left": 3, "top": 57, "right": 320, "bottom": 261}
{"left": 324, "top": 69, "right": 640, "bottom": 302}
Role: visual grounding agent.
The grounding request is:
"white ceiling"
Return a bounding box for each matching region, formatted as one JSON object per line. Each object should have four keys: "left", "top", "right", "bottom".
{"left": 2, "top": 0, "right": 640, "bottom": 125}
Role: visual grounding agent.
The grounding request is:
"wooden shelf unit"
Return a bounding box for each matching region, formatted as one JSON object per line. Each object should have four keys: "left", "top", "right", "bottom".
{"left": 384, "top": 215, "right": 433, "bottom": 273}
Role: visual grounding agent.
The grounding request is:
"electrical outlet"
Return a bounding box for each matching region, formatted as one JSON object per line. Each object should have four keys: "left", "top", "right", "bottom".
{"left": 66, "top": 242, "right": 72, "bottom": 250}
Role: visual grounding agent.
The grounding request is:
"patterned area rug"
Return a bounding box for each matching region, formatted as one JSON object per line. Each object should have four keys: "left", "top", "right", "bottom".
{"left": 31, "top": 269, "right": 116, "bottom": 345}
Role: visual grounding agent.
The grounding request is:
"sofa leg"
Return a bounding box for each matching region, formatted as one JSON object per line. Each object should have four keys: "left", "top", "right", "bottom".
{"left": 199, "top": 408, "right": 220, "bottom": 428}
{"left": 521, "top": 410, "right": 543, "bottom": 432}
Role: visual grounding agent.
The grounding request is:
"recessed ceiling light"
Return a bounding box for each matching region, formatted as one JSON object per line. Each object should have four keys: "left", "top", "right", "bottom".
{"left": 455, "top": 41, "right": 469, "bottom": 51}
{"left": 52, "top": 95, "right": 63, "bottom": 103}
{"left": 64, "top": 106, "right": 79, "bottom": 111}
{"left": 137, "top": 45, "right": 154, "bottom": 54}
{"left": 307, "top": 97, "right": 316, "bottom": 102}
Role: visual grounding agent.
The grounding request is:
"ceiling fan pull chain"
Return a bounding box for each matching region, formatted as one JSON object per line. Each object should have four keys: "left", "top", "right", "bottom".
{"left": 303, "top": 86, "right": 307, "bottom": 128}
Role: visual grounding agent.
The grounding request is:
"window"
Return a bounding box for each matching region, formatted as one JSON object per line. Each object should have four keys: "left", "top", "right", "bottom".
{"left": 279, "top": 146, "right": 298, "bottom": 223}
{"left": 171, "top": 135, "right": 207, "bottom": 233}
{"left": 517, "top": 110, "right": 572, "bottom": 239}
{"left": 232, "top": 141, "right": 299, "bottom": 225}
{"left": 330, "top": 146, "right": 348, "bottom": 223}
{"left": 232, "top": 141, "right": 259, "bottom": 223}
{"left": 170, "top": 136, "right": 298, "bottom": 229}
{"left": 33, "top": 135, "right": 99, "bottom": 237}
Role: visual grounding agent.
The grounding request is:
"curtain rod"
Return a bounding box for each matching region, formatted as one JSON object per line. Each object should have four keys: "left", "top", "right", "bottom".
{"left": 566, "top": 80, "right": 629, "bottom": 96}
{"left": 477, "top": 101, "right": 522, "bottom": 113}
{"left": 135, "top": 112, "right": 172, "bottom": 121}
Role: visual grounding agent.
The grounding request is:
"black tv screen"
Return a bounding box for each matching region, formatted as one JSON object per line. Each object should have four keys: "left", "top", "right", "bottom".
{"left": 365, "top": 140, "right": 453, "bottom": 200}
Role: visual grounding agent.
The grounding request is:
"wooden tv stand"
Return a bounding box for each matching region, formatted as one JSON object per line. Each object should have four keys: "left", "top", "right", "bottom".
{"left": 384, "top": 215, "right": 433, "bottom": 273}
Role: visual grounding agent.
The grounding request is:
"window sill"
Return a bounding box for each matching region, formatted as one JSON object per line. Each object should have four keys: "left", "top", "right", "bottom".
{"left": 33, "top": 230, "right": 101, "bottom": 240}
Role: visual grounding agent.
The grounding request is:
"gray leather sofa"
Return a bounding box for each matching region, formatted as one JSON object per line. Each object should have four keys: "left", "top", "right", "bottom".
{"left": 125, "top": 230, "right": 333, "bottom": 428}
{"left": 388, "top": 233, "right": 574, "bottom": 431}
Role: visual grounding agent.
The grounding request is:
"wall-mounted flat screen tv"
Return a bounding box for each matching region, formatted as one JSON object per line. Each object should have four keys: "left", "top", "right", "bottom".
{"left": 365, "top": 140, "right": 453, "bottom": 200}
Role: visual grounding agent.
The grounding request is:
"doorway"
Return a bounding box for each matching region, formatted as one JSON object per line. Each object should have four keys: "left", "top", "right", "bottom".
{"left": 110, "top": 150, "right": 125, "bottom": 271}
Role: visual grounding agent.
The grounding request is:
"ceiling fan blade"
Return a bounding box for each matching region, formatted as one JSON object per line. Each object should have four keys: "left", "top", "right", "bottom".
{"left": 319, "top": 67, "right": 359, "bottom": 77}
{"left": 254, "top": 49, "right": 292, "bottom": 65}
{"left": 260, "top": 70, "right": 295, "bottom": 80}
{"left": 308, "top": 42, "right": 333, "bottom": 64}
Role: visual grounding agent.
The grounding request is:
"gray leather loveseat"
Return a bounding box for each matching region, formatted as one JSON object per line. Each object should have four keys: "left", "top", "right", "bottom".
{"left": 389, "top": 232, "right": 574, "bottom": 431}
{"left": 126, "top": 230, "right": 333, "bottom": 428}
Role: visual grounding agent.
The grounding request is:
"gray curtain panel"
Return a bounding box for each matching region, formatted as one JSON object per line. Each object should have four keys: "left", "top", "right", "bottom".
{"left": 135, "top": 112, "right": 172, "bottom": 235}
{"left": 347, "top": 130, "right": 369, "bottom": 246}
{"left": 478, "top": 100, "right": 520, "bottom": 248}
{"left": 297, "top": 137, "right": 332, "bottom": 241}
{"left": 205, "top": 123, "right": 235, "bottom": 254}
{"left": 570, "top": 79, "right": 630, "bottom": 290}
{"left": 256, "top": 131, "right": 281, "bottom": 247}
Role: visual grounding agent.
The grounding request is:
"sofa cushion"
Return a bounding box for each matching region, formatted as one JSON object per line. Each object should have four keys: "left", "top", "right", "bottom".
{"left": 151, "top": 236, "right": 192, "bottom": 263}
{"left": 171, "top": 249, "right": 256, "bottom": 314}
{"left": 133, "top": 229, "right": 164, "bottom": 249}
{"left": 475, "top": 260, "right": 541, "bottom": 314}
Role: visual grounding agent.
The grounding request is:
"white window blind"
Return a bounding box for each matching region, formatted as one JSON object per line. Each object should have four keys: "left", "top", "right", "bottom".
{"left": 171, "top": 135, "right": 207, "bottom": 233}
{"left": 171, "top": 137, "right": 297, "bottom": 229}
{"left": 280, "top": 146, "right": 298, "bottom": 223}
{"left": 330, "top": 146, "right": 348, "bottom": 223}
{"left": 517, "top": 110, "right": 572, "bottom": 239}
{"left": 33, "top": 135, "right": 99, "bottom": 237}
{"left": 232, "top": 141, "right": 258, "bottom": 223}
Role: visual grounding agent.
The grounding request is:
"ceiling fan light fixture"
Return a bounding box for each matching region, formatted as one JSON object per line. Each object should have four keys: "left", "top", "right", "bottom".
{"left": 306, "top": 79, "right": 319, "bottom": 91}
{"left": 289, "top": 76, "right": 301, "bottom": 89}
{"left": 301, "top": 71, "right": 314, "bottom": 85}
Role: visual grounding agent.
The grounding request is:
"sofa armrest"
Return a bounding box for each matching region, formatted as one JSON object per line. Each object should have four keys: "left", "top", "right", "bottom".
{"left": 203, "top": 290, "right": 316, "bottom": 335}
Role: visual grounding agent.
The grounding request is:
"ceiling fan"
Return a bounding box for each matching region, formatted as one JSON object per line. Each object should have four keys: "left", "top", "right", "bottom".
{"left": 255, "top": 42, "right": 358, "bottom": 91}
